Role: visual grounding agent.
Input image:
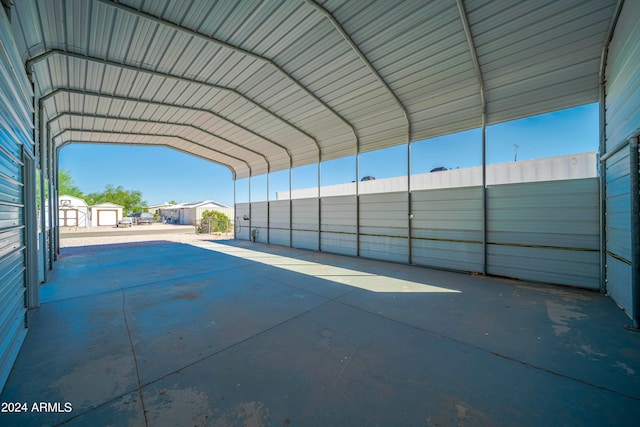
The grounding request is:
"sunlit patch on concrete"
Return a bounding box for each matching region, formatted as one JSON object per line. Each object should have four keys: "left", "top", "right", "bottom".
{"left": 193, "top": 242, "right": 460, "bottom": 294}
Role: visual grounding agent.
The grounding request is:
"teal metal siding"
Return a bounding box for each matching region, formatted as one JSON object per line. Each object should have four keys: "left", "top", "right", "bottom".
{"left": 359, "top": 192, "right": 408, "bottom": 263}
{"left": 268, "top": 200, "right": 290, "bottom": 246}
{"left": 604, "top": 0, "right": 640, "bottom": 316}
{"left": 234, "top": 203, "right": 251, "bottom": 241}
{"left": 411, "top": 186, "right": 483, "bottom": 272}
{"left": 0, "top": 9, "right": 33, "bottom": 391}
{"left": 320, "top": 195, "right": 357, "bottom": 256}
{"left": 250, "top": 202, "right": 268, "bottom": 244}
{"left": 487, "top": 179, "right": 600, "bottom": 288}
{"left": 291, "top": 198, "right": 319, "bottom": 250}
{"left": 604, "top": 148, "right": 632, "bottom": 311}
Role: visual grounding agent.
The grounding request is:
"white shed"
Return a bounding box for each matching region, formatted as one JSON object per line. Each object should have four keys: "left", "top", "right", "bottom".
{"left": 90, "top": 202, "right": 124, "bottom": 227}
{"left": 58, "top": 195, "right": 90, "bottom": 227}
{"left": 159, "top": 200, "right": 233, "bottom": 225}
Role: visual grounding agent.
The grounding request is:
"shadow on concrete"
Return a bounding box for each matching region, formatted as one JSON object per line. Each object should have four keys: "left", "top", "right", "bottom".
{"left": 1, "top": 239, "right": 639, "bottom": 426}
{"left": 59, "top": 239, "right": 181, "bottom": 254}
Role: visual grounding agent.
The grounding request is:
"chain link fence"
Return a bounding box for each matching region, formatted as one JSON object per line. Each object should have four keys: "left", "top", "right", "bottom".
{"left": 195, "top": 219, "right": 234, "bottom": 237}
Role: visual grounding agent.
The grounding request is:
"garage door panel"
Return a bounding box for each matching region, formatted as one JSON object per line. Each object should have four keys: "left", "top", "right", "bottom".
{"left": 98, "top": 210, "right": 117, "bottom": 226}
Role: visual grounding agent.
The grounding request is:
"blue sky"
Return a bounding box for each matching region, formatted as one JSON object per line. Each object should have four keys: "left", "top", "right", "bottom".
{"left": 59, "top": 103, "right": 599, "bottom": 206}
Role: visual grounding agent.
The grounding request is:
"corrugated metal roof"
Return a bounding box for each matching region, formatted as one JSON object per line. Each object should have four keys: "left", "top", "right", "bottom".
{"left": 10, "top": 0, "right": 618, "bottom": 179}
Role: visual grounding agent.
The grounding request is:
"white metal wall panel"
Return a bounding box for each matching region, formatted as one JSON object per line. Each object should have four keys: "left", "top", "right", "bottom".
{"left": 0, "top": 9, "right": 31, "bottom": 392}
{"left": 234, "top": 203, "right": 250, "bottom": 241}
{"left": 486, "top": 179, "right": 600, "bottom": 289}
{"left": 292, "top": 198, "right": 319, "bottom": 250}
{"left": 292, "top": 231, "right": 318, "bottom": 250}
{"left": 359, "top": 192, "right": 408, "bottom": 263}
{"left": 250, "top": 202, "right": 268, "bottom": 244}
{"left": 411, "top": 186, "right": 483, "bottom": 272}
{"left": 282, "top": 153, "right": 597, "bottom": 200}
{"left": 268, "top": 200, "right": 290, "bottom": 246}
{"left": 320, "top": 195, "right": 356, "bottom": 256}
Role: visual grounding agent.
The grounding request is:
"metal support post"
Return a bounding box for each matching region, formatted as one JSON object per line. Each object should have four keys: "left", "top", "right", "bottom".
{"left": 630, "top": 136, "right": 639, "bottom": 329}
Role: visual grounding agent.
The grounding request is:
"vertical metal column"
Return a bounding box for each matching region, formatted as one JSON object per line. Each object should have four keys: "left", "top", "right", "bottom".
{"left": 25, "top": 70, "right": 39, "bottom": 304}
{"left": 46, "top": 124, "right": 54, "bottom": 269}
{"left": 52, "top": 143, "right": 58, "bottom": 260}
{"left": 267, "top": 173, "right": 270, "bottom": 244}
{"left": 481, "top": 119, "right": 487, "bottom": 276}
{"left": 598, "top": 0, "right": 623, "bottom": 294}
{"left": 355, "top": 154, "right": 360, "bottom": 257}
{"left": 599, "top": 96, "right": 607, "bottom": 293}
{"left": 38, "top": 104, "right": 47, "bottom": 281}
{"left": 289, "top": 167, "right": 293, "bottom": 247}
{"left": 407, "top": 142, "right": 412, "bottom": 264}
{"left": 23, "top": 147, "right": 39, "bottom": 308}
{"left": 457, "top": 0, "right": 487, "bottom": 275}
{"left": 630, "top": 135, "right": 639, "bottom": 329}
{"left": 248, "top": 177, "right": 252, "bottom": 241}
{"left": 318, "top": 162, "right": 322, "bottom": 251}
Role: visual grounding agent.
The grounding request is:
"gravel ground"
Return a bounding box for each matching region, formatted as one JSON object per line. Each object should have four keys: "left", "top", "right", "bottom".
{"left": 59, "top": 223, "right": 233, "bottom": 250}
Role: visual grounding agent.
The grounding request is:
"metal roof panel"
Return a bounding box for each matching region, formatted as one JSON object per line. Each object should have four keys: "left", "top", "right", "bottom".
{"left": 12, "top": 0, "right": 619, "bottom": 178}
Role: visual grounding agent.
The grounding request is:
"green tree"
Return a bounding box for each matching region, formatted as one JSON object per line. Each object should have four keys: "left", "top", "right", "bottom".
{"left": 85, "top": 185, "right": 147, "bottom": 216}
{"left": 198, "top": 210, "right": 231, "bottom": 233}
{"left": 58, "top": 169, "right": 84, "bottom": 198}
{"left": 38, "top": 169, "right": 75, "bottom": 209}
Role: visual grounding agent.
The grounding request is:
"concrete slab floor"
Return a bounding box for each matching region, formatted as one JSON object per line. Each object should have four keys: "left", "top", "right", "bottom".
{"left": 1, "top": 239, "right": 639, "bottom": 426}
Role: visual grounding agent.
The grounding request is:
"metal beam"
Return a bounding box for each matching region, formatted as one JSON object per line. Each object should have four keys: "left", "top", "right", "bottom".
{"left": 48, "top": 111, "right": 270, "bottom": 173}
{"left": 98, "top": 0, "right": 360, "bottom": 162}
{"left": 457, "top": 0, "right": 488, "bottom": 276}
{"left": 303, "top": 0, "right": 413, "bottom": 260}
{"left": 26, "top": 49, "right": 317, "bottom": 159}
{"left": 56, "top": 137, "right": 237, "bottom": 180}
{"left": 99, "top": 0, "right": 351, "bottom": 158}
{"left": 52, "top": 126, "right": 249, "bottom": 170}
{"left": 39, "top": 87, "right": 295, "bottom": 166}
{"left": 304, "top": 0, "right": 410, "bottom": 142}
{"left": 53, "top": 129, "right": 242, "bottom": 179}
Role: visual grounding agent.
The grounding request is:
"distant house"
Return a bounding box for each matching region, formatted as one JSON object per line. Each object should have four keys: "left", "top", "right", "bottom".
{"left": 146, "top": 203, "right": 173, "bottom": 215}
{"left": 90, "top": 202, "right": 124, "bottom": 227}
{"left": 58, "top": 195, "right": 89, "bottom": 228}
{"left": 159, "top": 200, "right": 233, "bottom": 225}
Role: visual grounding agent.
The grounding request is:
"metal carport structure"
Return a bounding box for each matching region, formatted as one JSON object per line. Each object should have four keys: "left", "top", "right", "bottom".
{"left": 1, "top": 0, "right": 639, "bottom": 395}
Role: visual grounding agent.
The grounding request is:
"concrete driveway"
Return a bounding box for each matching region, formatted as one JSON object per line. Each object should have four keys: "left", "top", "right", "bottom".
{"left": 1, "top": 238, "right": 639, "bottom": 426}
